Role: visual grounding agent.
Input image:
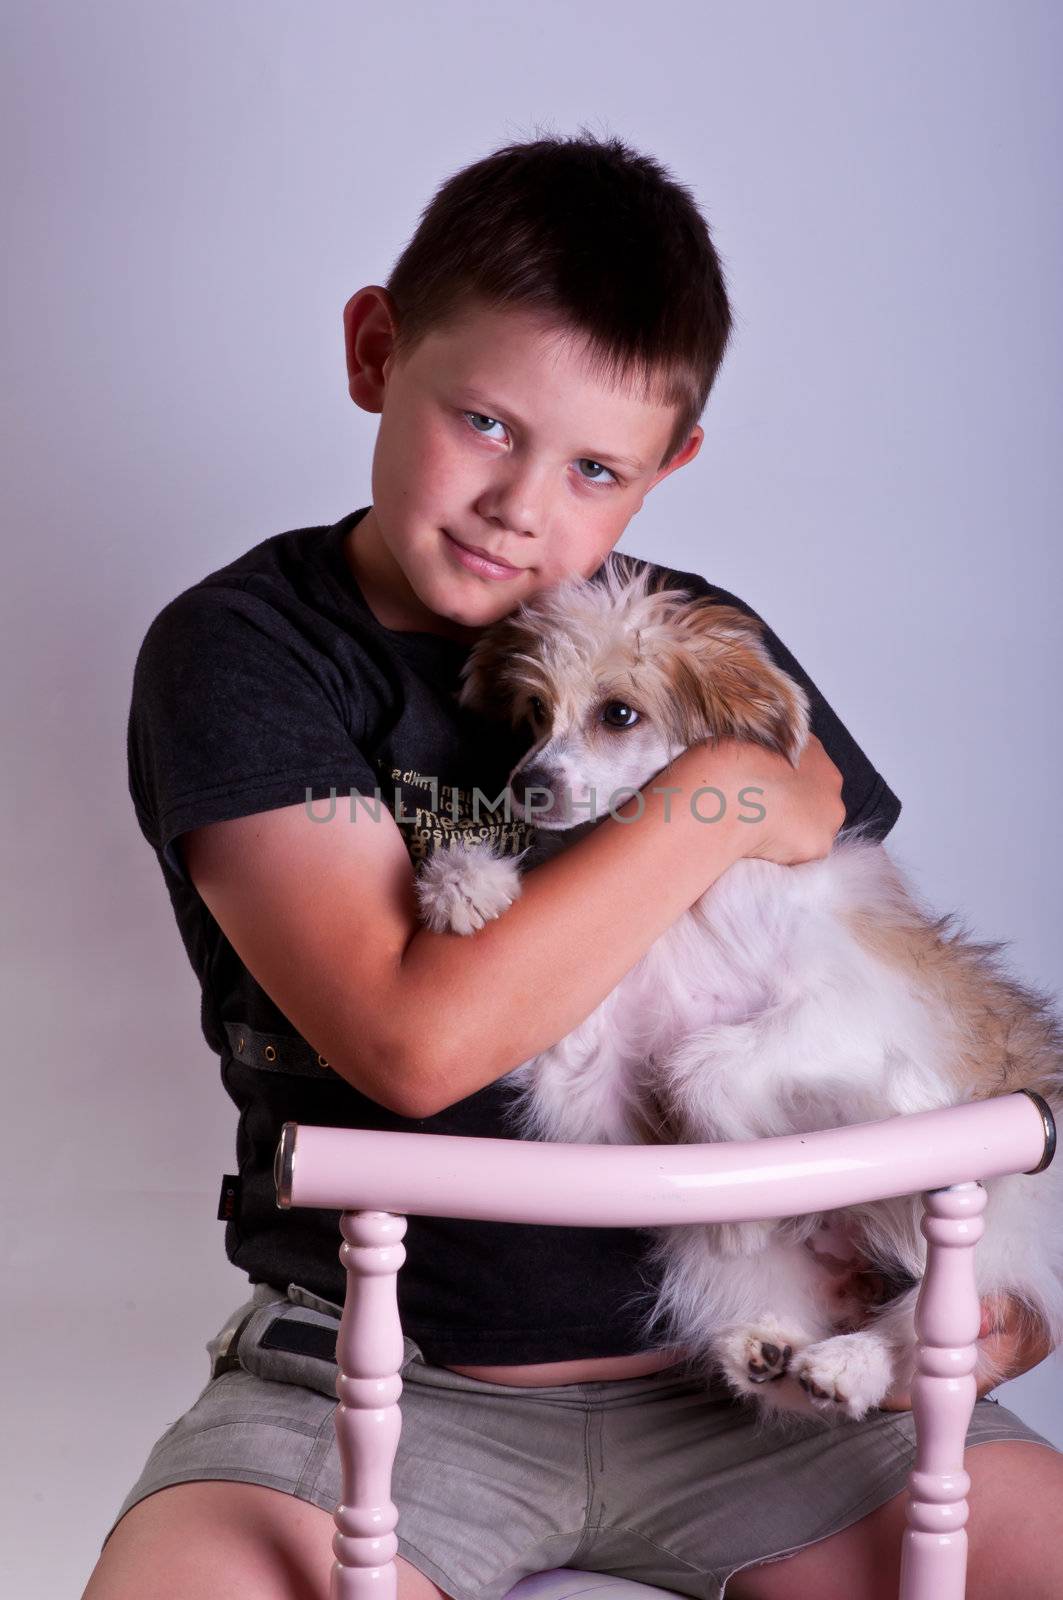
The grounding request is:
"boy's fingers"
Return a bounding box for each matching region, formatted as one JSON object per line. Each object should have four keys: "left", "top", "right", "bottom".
{"left": 979, "top": 1292, "right": 1009, "bottom": 1340}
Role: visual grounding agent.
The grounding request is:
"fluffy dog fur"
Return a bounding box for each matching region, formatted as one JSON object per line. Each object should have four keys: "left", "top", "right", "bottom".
{"left": 415, "top": 552, "right": 1063, "bottom": 1422}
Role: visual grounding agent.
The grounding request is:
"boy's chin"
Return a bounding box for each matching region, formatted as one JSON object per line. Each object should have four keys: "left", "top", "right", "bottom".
{"left": 440, "top": 592, "right": 525, "bottom": 631}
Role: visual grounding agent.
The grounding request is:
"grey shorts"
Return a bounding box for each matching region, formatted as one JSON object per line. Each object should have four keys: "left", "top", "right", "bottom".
{"left": 106, "top": 1281, "right": 1057, "bottom": 1600}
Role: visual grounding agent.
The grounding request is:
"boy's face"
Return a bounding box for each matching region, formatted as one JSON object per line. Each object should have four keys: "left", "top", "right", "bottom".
{"left": 343, "top": 290, "right": 703, "bottom": 643}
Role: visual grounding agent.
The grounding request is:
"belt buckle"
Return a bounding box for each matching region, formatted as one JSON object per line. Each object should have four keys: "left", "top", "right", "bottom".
{"left": 286, "top": 1281, "right": 344, "bottom": 1319}
{"left": 210, "top": 1306, "right": 260, "bottom": 1377}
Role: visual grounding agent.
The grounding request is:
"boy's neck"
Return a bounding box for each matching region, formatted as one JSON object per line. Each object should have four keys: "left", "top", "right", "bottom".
{"left": 342, "top": 508, "right": 483, "bottom": 645}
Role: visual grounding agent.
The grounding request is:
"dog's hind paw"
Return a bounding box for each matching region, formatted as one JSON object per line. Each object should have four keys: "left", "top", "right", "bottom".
{"left": 716, "top": 1318, "right": 806, "bottom": 1396}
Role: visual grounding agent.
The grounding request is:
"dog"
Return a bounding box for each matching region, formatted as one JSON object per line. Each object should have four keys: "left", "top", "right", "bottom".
{"left": 414, "top": 552, "right": 1063, "bottom": 1422}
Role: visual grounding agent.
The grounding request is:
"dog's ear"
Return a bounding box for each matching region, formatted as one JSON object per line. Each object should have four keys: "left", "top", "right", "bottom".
{"left": 455, "top": 616, "right": 528, "bottom": 725}
{"left": 665, "top": 601, "right": 811, "bottom": 766}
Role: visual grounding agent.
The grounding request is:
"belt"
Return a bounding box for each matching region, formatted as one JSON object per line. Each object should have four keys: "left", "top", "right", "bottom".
{"left": 213, "top": 1281, "right": 345, "bottom": 1374}
{"left": 211, "top": 1304, "right": 263, "bottom": 1374}
{"left": 222, "top": 1021, "right": 334, "bottom": 1077}
{"left": 258, "top": 1316, "right": 342, "bottom": 1364}
{"left": 235, "top": 1306, "right": 424, "bottom": 1371}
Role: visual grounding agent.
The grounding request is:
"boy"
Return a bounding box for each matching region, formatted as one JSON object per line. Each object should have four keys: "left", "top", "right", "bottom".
{"left": 86, "top": 134, "right": 1058, "bottom": 1600}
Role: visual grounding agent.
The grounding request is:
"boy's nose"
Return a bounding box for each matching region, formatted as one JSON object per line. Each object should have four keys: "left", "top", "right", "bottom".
{"left": 476, "top": 465, "right": 550, "bottom": 539}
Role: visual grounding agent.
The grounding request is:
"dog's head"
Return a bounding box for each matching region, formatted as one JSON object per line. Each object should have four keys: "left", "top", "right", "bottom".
{"left": 458, "top": 552, "right": 811, "bottom": 827}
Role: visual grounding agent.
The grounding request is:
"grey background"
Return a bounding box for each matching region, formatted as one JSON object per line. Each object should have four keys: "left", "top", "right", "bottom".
{"left": 2, "top": 2, "right": 1060, "bottom": 1595}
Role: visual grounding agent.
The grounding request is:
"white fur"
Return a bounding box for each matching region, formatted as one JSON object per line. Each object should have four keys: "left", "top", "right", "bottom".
{"left": 415, "top": 839, "right": 528, "bottom": 935}
{"left": 415, "top": 569, "right": 1063, "bottom": 1423}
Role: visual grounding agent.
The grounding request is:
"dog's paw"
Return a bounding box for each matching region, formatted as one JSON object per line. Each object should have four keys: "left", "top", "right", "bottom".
{"left": 790, "top": 1332, "right": 894, "bottom": 1421}
{"left": 415, "top": 842, "right": 525, "bottom": 935}
{"left": 716, "top": 1318, "right": 804, "bottom": 1396}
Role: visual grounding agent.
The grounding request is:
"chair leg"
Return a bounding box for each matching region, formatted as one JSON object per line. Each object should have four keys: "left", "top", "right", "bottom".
{"left": 331, "top": 1208, "right": 409, "bottom": 1600}
{"left": 899, "top": 1180, "right": 986, "bottom": 1600}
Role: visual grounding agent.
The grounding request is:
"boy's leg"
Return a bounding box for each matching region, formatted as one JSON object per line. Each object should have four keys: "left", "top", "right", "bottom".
{"left": 81, "top": 1481, "right": 454, "bottom": 1600}
{"left": 728, "top": 1439, "right": 1063, "bottom": 1600}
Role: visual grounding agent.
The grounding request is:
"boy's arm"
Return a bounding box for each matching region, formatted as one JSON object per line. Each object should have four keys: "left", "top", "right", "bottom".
{"left": 182, "top": 733, "right": 845, "bottom": 1119}
{"left": 132, "top": 575, "right": 846, "bottom": 1119}
{"left": 879, "top": 1295, "right": 1056, "bottom": 1410}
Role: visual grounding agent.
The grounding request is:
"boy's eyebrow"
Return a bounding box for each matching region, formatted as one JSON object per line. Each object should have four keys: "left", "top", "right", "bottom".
{"left": 455, "top": 388, "right": 647, "bottom": 474}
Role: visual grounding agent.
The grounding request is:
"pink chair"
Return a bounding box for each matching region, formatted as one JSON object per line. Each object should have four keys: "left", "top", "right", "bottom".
{"left": 274, "top": 1089, "right": 1055, "bottom": 1600}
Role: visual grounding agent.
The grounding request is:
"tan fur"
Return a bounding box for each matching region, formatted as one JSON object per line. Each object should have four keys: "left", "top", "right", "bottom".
{"left": 459, "top": 558, "right": 812, "bottom": 764}
{"left": 840, "top": 873, "right": 1063, "bottom": 1102}
{"left": 426, "top": 551, "right": 1063, "bottom": 1413}
{"left": 461, "top": 548, "right": 1062, "bottom": 1115}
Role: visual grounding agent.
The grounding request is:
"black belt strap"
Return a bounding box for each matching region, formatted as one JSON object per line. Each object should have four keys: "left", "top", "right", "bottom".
{"left": 222, "top": 1020, "right": 334, "bottom": 1078}
{"left": 259, "top": 1316, "right": 341, "bottom": 1364}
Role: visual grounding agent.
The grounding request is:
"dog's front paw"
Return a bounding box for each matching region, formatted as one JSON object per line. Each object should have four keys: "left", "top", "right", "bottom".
{"left": 415, "top": 842, "right": 525, "bottom": 935}
{"left": 716, "top": 1318, "right": 806, "bottom": 1397}
{"left": 790, "top": 1332, "right": 894, "bottom": 1421}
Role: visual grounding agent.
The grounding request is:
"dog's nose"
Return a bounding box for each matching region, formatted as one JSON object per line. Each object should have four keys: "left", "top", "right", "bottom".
{"left": 511, "top": 765, "right": 558, "bottom": 809}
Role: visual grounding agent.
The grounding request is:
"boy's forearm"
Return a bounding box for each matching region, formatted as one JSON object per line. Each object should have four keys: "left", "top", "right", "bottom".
{"left": 391, "top": 743, "right": 749, "bottom": 1117}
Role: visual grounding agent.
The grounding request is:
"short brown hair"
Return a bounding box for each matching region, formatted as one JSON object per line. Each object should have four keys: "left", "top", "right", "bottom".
{"left": 384, "top": 128, "right": 734, "bottom": 470}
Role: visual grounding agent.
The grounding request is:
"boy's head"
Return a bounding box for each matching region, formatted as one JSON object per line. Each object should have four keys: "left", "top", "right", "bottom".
{"left": 342, "top": 130, "right": 733, "bottom": 644}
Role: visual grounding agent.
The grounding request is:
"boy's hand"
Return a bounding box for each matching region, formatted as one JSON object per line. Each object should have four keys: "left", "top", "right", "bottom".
{"left": 728, "top": 732, "right": 846, "bottom": 867}
{"left": 802, "top": 1228, "right": 1056, "bottom": 1410}
{"left": 877, "top": 1293, "right": 1055, "bottom": 1411}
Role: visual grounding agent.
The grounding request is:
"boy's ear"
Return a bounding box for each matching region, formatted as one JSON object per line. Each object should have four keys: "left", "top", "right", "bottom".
{"left": 684, "top": 423, "right": 705, "bottom": 461}
{"left": 344, "top": 285, "right": 399, "bottom": 412}
{"left": 648, "top": 423, "right": 704, "bottom": 490}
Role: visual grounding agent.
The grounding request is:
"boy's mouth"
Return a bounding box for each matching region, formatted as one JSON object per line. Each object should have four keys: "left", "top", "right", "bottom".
{"left": 442, "top": 529, "right": 524, "bottom": 580}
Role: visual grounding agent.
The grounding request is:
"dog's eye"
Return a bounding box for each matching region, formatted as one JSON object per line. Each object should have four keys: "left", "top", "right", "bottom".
{"left": 602, "top": 701, "right": 640, "bottom": 729}
{"left": 528, "top": 695, "right": 547, "bottom": 722}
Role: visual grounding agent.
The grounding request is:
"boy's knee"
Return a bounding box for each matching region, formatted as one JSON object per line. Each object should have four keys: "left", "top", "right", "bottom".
{"left": 84, "top": 1480, "right": 335, "bottom": 1600}
{"left": 965, "top": 1439, "right": 1063, "bottom": 1598}
{"left": 84, "top": 1480, "right": 457, "bottom": 1600}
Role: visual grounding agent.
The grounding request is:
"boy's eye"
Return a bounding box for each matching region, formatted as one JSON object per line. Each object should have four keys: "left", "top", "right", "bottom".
{"left": 576, "top": 458, "right": 618, "bottom": 487}
{"left": 464, "top": 411, "right": 505, "bottom": 438}
{"left": 461, "top": 412, "right": 620, "bottom": 488}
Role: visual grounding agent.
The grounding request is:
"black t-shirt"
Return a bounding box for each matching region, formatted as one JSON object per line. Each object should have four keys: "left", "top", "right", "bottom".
{"left": 127, "top": 504, "right": 902, "bottom": 1363}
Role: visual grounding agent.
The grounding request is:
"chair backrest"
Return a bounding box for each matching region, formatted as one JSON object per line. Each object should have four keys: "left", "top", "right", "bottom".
{"left": 276, "top": 1089, "right": 1054, "bottom": 1600}
{"left": 276, "top": 1091, "right": 1053, "bottom": 1224}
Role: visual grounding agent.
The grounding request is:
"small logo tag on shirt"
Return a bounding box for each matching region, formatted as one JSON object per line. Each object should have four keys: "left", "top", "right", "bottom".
{"left": 217, "top": 1173, "right": 241, "bottom": 1221}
